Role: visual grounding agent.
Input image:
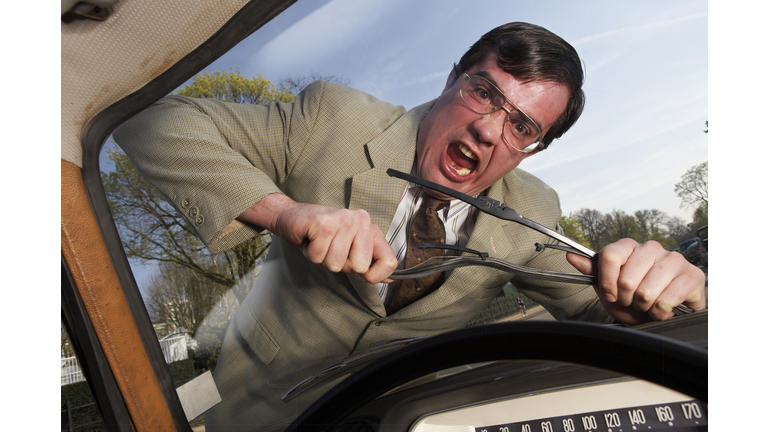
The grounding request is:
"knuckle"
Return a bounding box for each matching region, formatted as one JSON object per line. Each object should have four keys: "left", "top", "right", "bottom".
{"left": 634, "top": 288, "right": 654, "bottom": 304}
{"left": 641, "top": 240, "right": 662, "bottom": 249}
{"left": 599, "top": 247, "right": 624, "bottom": 266}
{"left": 649, "top": 302, "right": 672, "bottom": 320}
{"left": 616, "top": 276, "right": 636, "bottom": 292}
{"left": 384, "top": 256, "right": 398, "bottom": 269}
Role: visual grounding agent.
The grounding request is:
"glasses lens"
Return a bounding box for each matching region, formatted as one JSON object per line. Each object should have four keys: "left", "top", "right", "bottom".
{"left": 460, "top": 76, "right": 504, "bottom": 114}
{"left": 504, "top": 110, "right": 541, "bottom": 153}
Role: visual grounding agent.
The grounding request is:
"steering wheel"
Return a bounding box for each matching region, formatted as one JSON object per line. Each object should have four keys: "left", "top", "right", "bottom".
{"left": 283, "top": 320, "right": 707, "bottom": 432}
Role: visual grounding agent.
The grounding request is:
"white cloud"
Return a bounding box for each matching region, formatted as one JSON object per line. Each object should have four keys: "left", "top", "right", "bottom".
{"left": 570, "top": 12, "right": 708, "bottom": 46}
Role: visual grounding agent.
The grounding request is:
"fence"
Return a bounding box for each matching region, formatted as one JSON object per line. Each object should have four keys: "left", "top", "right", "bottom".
{"left": 61, "top": 334, "right": 189, "bottom": 386}
{"left": 61, "top": 357, "right": 85, "bottom": 386}
{"left": 159, "top": 334, "right": 189, "bottom": 363}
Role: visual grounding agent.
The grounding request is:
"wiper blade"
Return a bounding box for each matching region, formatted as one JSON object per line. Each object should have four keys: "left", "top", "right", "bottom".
{"left": 387, "top": 169, "right": 596, "bottom": 259}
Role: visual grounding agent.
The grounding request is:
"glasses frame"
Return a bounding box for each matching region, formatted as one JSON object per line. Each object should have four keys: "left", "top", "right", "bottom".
{"left": 458, "top": 72, "right": 545, "bottom": 154}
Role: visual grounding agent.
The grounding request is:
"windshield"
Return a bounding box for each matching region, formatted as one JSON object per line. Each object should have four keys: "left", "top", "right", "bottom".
{"left": 94, "top": 1, "right": 707, "bottom": 430}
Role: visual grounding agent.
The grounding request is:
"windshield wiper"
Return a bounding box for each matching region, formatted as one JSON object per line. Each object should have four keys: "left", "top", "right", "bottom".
{"left": 386, "top": 169, "right": 597, "bottom": 285}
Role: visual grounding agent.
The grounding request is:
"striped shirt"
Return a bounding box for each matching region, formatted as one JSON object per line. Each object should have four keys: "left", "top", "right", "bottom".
{"left": 375, "top": 183, "right": 479, "bottom": 302}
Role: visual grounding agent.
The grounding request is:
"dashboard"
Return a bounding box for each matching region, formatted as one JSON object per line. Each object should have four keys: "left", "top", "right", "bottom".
{"left": 325, "top": 312, "right": 708, "bottom": 432}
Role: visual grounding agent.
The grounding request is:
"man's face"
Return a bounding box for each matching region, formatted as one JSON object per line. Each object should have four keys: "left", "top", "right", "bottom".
{"left": 415, "top": 52, "right": 570, "bottom": 198}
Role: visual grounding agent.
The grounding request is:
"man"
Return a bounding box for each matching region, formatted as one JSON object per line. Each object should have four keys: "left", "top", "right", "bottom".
{"left": 115, "top": 22, "right": 705, "bottom": 431}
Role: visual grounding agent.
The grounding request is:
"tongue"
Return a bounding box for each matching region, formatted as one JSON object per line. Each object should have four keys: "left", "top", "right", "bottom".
{"left": 447, "top": 143, "right": 477, "bottom": 171}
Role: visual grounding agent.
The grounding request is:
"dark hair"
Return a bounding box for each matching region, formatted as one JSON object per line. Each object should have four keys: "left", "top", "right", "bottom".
{"left": 457, "top": 22, "right": 585, "bottom": 148}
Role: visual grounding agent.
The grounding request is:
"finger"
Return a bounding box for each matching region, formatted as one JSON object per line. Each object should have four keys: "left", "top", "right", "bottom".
{"left": 345, "top": 213, "right": 376, "bottom": 274}
{"left": 322, "top": 225, "right": 357, "bottom": 272}
{"left": 302, "top": 213, "right": 343, "bottom": 267}
{"left": 566, "top": 252, "right": 595, "bottom": 275}
{"left": 616, "top": 241, "right": 660, "bottom": 309}
{"left": 596, "top": 239, "right": 637, "bottom": 304}
{"left": 362, "top": 232, "right": 398, "bottom": 284}
{"left": 642, "top": 256, "right": 706, "bottom": 320}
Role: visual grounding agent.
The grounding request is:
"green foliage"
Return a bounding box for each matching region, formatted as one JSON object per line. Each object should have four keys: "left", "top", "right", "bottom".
{"left": 191, "top": 328, "right": 223, "bottom": 372}
{"left": 176, "top": 68, "right": 294, "bottom": 104}
{"left": 603, "top": 209, "right": 641, "bottom": 243}
{"left": 559, "top": 214, "right": 590, "bottom": 247}
{"left": 667, "top": 216, "right": 693, "bottom": 247}
{"left": 168, "top": 358, "right": 196, "bottom": 384}
{"left": 634, "top": 209, "right": 675, "bottom": 249}
{"left": 572, "top": 208, "right": 679, "bottom": 250}
{"left": 572, "top": 208, "right": 606, "bottom": 250}
{"left": 61, "top": 381, "right": 96, "bottom": 408}
{"left": 61, "top": 381, "right": 105, "bottom": 431}
{"left": 692, "top": 203, "right": 708, "bottom": 230}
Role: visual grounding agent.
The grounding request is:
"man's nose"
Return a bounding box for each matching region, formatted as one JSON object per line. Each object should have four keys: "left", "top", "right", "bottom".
{"left": 472, "top": 109, "right": 507, "bottom": 146}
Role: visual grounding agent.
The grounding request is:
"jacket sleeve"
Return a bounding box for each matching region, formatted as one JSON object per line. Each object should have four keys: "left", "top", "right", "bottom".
{"left": 113, "top": 82, "right": 328, "bottom": 253}
{"left": 499, "top": 171, "right": 612, "bottom": 323}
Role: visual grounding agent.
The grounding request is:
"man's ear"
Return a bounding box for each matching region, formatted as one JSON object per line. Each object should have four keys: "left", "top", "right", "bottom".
{"left": 442, "top": 67, "right": 460, "bottom": 93}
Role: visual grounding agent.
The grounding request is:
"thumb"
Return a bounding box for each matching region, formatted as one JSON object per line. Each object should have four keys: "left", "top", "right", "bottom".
{"left": 566, "top": 252, "right": 596, "bottom": 276}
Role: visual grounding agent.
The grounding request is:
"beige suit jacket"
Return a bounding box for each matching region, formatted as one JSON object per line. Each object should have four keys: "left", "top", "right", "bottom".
{"left": 115, "top": 81, "right": 611, "bottom": 431}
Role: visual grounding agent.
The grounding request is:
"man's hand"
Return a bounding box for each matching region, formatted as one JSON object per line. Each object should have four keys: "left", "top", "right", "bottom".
{"left": 567, "top": 239, "right": 707, "bottom": 324}
{"left": 238, "top": 193, "right": 397, "bottom": 284}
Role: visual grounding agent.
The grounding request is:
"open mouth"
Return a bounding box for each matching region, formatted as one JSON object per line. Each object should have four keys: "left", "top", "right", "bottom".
{"left": 446, "top": 143, "right": 478, "bottom": 176}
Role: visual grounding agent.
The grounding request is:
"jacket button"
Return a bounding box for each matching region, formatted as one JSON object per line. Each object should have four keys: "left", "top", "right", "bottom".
{"left": 181, "top": 198, "right": 191, "bottom": 209}
{"left": 189, "top": 207, "right": 199, "bottom": 217}
{"left": 195, "top": 215, "right": 205, "bottom": 227}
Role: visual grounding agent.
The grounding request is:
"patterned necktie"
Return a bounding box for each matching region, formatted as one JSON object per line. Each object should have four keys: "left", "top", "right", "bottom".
{"left": 387, "top": 194, "right": 450, "bottom": 315}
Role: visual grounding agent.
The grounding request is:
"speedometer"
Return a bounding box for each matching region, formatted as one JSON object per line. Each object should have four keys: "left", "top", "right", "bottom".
{"left": 412, "top": 380, "right": 707, "bottom": 432}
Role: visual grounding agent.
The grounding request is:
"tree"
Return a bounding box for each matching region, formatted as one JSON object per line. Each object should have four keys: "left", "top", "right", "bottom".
{"left": 145, "top": 262, "right": 234, "bottom": 335}
{"left": 102, "top": 149, "right": 272, "bottom": 304}
{"left": 691, "top": 204, "right": 708, "bottom": 230}
{"left": 572, "top": 208, "right": 607, "bottom": 250}
{"left": 603, "top": 209, "right": 641, "bottom": 243}
{"left": 104, "top": 68, "right": 352, "bottom": 306}
{"left": 674, "top": 162, "right": 708, "bottom": 210}
{"left": 633, "top": 209, "right": 674, "bottom": 248}
{"left": 278, "top": 71, "right": 352, "bottom": 96}
{"left": 175, "top": 68, "right": 294, "bottom": 104}
{"left": 666, "top": 216, "right": 691, "bottom": 246}
{"left": 559, "top": 214, "right": 590, "bottom": 247}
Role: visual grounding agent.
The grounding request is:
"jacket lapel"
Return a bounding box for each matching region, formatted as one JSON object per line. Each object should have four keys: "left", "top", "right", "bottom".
{"left": 346, "top": 100, "right": 434, "bottom": 316}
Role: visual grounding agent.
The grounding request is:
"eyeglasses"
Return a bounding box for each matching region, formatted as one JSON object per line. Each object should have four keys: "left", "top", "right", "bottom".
{"left": 458, "top": 72, "right": 545, "bottom": 153}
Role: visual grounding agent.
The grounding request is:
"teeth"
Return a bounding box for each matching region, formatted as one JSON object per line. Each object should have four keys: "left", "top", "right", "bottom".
{"left": 455, "top": 167, "right": 471, "bottom": 175}
{"left": 458, "top": 143, "right": 478, "bottom": 160}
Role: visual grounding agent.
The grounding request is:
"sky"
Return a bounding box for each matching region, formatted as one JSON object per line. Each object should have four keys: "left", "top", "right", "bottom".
{"left": 189, "top": 0, "right": 709, "bottom": 221}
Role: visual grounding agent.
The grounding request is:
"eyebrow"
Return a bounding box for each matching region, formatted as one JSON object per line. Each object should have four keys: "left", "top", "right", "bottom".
{"left": 471, "top": 70, "right": 542, "bottom": 132}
